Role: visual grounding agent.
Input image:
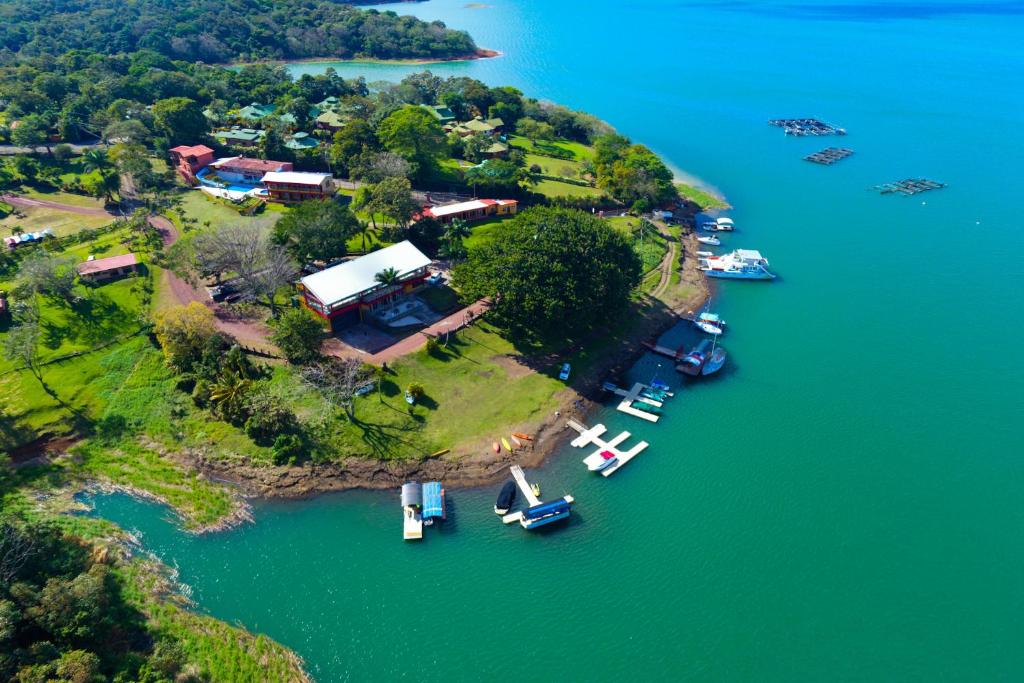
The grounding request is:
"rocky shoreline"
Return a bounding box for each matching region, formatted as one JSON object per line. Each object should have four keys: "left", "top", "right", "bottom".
{"left": 177, "top": 227, "right": 710, "bottom": 507}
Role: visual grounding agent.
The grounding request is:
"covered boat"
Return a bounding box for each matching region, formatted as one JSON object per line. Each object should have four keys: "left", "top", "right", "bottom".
{"left": 677, "top": 339, "right": 712, "bottom": 376}
{"left": 422, "top": 481, "right": 446, "bottom": 524}
{"left": 494, "top": 480, "right": 517, "bottom": 515}
{"left": 520, "top": 498, "right": 572, "bottom": 529}
{"left": 699, "top": 249, "right": 775, "bottom": 280}
{"left": 694, "top": 311, "right": 725, "bottom": 335}
{"left": 702, "top": 346, "right": 727, "bottom": 375}
{"left": 401, "top": 482, "right": 423, "bottom": 541}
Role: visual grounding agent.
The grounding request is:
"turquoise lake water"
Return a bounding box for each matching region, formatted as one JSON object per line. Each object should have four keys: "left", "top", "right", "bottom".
{"left": 88, "top": 1, "right": 1024, "bottom": 680}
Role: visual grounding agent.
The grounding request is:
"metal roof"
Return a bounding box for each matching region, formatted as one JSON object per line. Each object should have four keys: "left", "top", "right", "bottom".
{"left": 422, "top": 482, "right": 444, "bottom": 519}
{"left": 300, "top": 240, "right": 431, "bottom": 307}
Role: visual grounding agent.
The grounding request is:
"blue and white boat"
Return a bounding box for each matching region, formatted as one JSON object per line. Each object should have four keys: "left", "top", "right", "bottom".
{"left": 699, "top": 250, "right": 775, "bottom": 280}
{"left": 519, "top": 499, "right": 572, "bottom": 529}
{"left": 694, "top": 311, "right": 726, "bottom": 335}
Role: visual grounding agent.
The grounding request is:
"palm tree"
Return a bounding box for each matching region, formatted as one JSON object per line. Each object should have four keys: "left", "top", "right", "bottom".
{"left": 209, "top": 370, "right": 252, "bottom": 423}
{"left": 81, "top": 148, "right": 117, "bottom": 203}
{"left": 355, "top": 219, "right": 377, "bottom": 252}
{"left": 374, "top": 267, "right": 401, "bottom": 309}
{"left": 444, "top": 218, "right": 471, "bottom": 244}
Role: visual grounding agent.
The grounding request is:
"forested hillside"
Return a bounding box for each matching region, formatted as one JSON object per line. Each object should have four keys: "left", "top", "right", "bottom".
{"left": 0, "top": 0, "right": 478, "bottom": 63}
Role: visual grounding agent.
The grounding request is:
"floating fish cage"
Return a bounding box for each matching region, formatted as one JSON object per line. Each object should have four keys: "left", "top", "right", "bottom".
{"left": 804, "top": 147, "right": 854, "bottom": 165}
{"left": 769, "top": 118, "right": 846, "bottom": 136}
{"left": 871, "top": 178, "right": 947, "bottom": 196}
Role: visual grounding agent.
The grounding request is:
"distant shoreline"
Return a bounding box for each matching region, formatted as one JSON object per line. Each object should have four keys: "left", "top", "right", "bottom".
{"left": 227, "top": 48, "right": 502, "bottom": 69}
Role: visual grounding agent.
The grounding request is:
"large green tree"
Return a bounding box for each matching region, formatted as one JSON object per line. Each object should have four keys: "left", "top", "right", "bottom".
{"left": 376, "top": 106, "right": 447, "bottom": 180}
{"left": 151, "top": 97, "right": 208, "bottom": 144}
{"left": 272, "top": 200, "right": 358, "bottom": 263}
{"left": 454, "top": 207, "right": 641, "bottom": 343}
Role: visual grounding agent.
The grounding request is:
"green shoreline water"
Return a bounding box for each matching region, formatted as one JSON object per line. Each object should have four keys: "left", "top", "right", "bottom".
{"left": 87, "top": 1, "right": 1024, "bottom": 680}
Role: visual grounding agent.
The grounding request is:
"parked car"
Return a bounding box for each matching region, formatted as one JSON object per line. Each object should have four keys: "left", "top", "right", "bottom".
{"left": 559, "top": 362, "right": 571, "bottom": 381}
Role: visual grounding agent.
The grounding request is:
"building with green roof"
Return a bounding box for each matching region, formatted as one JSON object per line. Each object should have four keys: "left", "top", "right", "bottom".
{"left": 285, "top": 132, "right": 321, "bottom": 151}
{"left": 213, "top": 127, "right": 266, "bottom": 148}
{"left": 236, "top": 103, "right": 277, "bottom": 122}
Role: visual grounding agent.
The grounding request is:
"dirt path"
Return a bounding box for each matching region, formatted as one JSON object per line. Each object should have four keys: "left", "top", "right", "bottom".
{"left": 649, "top": 219, "right": 679, "bottom": 299}
{"left": 1, "top": 193, "right": 116, "bottom": 217}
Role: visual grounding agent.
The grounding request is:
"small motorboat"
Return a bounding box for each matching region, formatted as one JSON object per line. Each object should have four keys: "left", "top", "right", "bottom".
{"left": 702, "top": 346, "right": 727, "bottom": 375}
{"left": 589, "top": 450, "right": 619, "bottom": 472}
{"left": 695, "top": 321, "right": 723, "bottom": 335}
{"left": 713, "top": 217, "right": 735, "bottom": 231}
{"left": 650, "top": 379, "right": 671, "bottom": 392}
{"left": 494, "top": 481, "right": 517, "bottom": 515}
{"left": 492, "top": 442, "right": 501, "bottom": 454}
{"left": 697, "top": 235, "right": 721, "bottom": 246}
{"left": 640, "top": 387, "right": 669, "bottom": 401}
{"left": 696, "top": 250, "right": 714, "bottom": 257}
{"left": 501, "top": 437, "right": 513, "bottom": 453}
{"left": 531, "top": 483, "right": 541, "bottom": 497}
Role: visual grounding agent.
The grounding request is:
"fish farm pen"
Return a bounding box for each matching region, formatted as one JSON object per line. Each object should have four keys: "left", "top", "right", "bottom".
{"left": 872, "top": 178, "right": 947, "bottom": 196}
{"left": 769, "top": 118, "right": 846, "bottom": 136}
{"left": 804, "top": 147, "right": 854, "bottom": 165}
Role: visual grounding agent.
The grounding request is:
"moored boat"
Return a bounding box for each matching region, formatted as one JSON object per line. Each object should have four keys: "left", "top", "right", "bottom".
{"left": 494, "top": 480, "right": 517, "bottom": 515}
{"left": 531, "top": 483, "right": 541, "bottom": 497}
{"left": 677, "top": 339, "right": 712, "bottom": 376}
{"left": 588, "top": 450, "right": 619, "bottom": 472}
{"left": 702, "top": 346, "right": 727, "bottom": 375}
{"left": 631, "top": 400, "right": 661, "bottom": 415}
{"left": 697, "top": 235, "right": 721, "bottom": 246}
{"left": 699, "top": 249, "right": 775, "bottom": 280}
{"left": 694, "top": 311, "right": 725, "bottom": 335}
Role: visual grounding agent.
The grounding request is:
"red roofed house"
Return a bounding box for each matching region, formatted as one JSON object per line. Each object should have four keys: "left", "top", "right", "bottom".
{"left": 77, "top": 253, "right": 139, "bottom": 282}
{"left": 169, "top": 145, "right": 215, "bottom": 185}
{"left": 209, "top": 157, "right": 293, "bottom": 185}
{"left": 418, "top": 199, "right": 518, "bottom": 225}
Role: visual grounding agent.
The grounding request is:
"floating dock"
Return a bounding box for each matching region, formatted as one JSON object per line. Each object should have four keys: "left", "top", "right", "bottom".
{"left": 602, "top": 382, "right": 665, "bottom": 423}
{"left": 567, "top": 419, "right": 649, "bottom": 477}
{"left": 804, "top": 147, "right": 854, "bottom": 165}
{"left": 501, "top": 465, "right": 575, "bottom": 527}
{"left": 769, "top": 118, "right": 846, "bottom": 136}
{"left": 871, "top": 178, "right": 947, "bottom": 196}
{"left": 643, "top": 340, "right": 687, "bottom": 361}
{"left": 401, "top": 482, "right": 423, "bottom": 541}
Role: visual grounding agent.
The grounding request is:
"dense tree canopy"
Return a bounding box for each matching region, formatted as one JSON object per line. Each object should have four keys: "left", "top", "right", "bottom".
{"left": 0, "top": 0, "right": 478, "bottom": 63}
{"left": 376, "top": 106, "right": 447, "bottom": 180}
{"left": 272, "top": 200, "right": 359, "bottom": 263}
{"left": 454, "top": 207, "right": 642, "bottom": 343}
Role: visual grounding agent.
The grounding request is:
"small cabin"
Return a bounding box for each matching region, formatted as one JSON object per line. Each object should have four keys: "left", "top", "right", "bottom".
{"left": 77, "top": 253, "right": 139, "bottom": 282}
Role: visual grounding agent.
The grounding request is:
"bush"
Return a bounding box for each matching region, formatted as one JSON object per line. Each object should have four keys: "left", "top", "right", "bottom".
{"left": 269, "top": 308, "right": 323, "bottom": 365}
{"left": 407, "top": 382, "right": 425, "bottom": 400}
{"left": 243, "top": 393, "right": 297, "bottom": 445}
{"left": 191, "top": 378, "right": 211, "bottom": 407}
{"left": 52, "top": 144, "right": 74, "bottom": 161}
{"left": 94, "top": 414, "right": 130, "bottom": 442}
{"left": 272, "top": 434, "right": 303, "bottom": 465}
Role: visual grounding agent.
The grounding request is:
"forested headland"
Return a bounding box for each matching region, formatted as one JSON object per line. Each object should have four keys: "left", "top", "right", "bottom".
{"left": 0, "top": 0, "right": 479, "bottom": 63}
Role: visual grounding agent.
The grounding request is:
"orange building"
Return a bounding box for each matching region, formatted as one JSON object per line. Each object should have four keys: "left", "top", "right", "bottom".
{"left": 169, "top": 145, "right": 215, "bottom": 185}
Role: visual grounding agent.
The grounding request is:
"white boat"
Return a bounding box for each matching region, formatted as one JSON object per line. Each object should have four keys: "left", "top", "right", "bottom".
{"left": 702, "top": 345, "right": 727, "bottom": 375}
{"left": 588, "top": 450, "right": 619, "bottom": 472}
{"left": 696, "top": 250, "right": 713, "bottom": 257}
{"left": 697, "top": 235, "right": 721, "bottom": 246}
{"left": 694, "top": 311, "right": 726, "bottom": 335}
{"left": 699, "top": 249, "right": 775, "bottom": 280}
{"left": 714, "top": 217, "right": 735, "bottom": 231}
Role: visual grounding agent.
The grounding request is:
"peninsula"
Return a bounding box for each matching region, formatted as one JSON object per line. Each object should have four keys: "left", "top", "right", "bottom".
{"left": 0, "top": 15, "right": 721, "bottom": 678}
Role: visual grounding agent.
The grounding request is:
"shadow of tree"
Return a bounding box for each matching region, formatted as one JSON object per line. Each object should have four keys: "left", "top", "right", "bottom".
{"left": 348, "top": 410, "right": 425, "bottom": 459}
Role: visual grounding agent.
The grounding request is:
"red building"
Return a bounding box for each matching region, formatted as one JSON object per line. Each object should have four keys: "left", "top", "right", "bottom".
{"left": 261, "top": 171, "right": 333, "bottom": 204}
{"left": 417, "top": 199, "right": 518, "bottom": 225}
{"left": 299, "top": 241, "right": 432, "bottom": 329}
{"left": 210, "top": 157, "right": 292, "bottom": 184}
{"left": 169, "top": 145, "right": 215, "bottom": 185}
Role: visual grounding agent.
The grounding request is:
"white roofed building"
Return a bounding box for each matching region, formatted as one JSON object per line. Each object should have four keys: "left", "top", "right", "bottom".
{"left": 261, "top": 171, "right": 334, "bottom": 204}
{"left": 299, "top": 241, "right": 432, "bottom": 327}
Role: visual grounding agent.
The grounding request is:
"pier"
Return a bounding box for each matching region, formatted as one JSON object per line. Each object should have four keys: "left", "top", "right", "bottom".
{"left": 642, "top": 339, "right": 687, "bottom": 361}
{"left": 603, "top": 382, "right": 666, "bottom": 423}
{"left": 501, "top": 465, "right": 574, "bottom": 525}
{"left": 768, "top": 118, "right": 846, "bottom": 136}
{"left": 872, "top": 178, "right": 947, "bottom": 196}
{"left": 804, "top": 147, "right": 854, "bottom": 165}
{"left": 567, "top": 419, "right": 649, "bottom": 477}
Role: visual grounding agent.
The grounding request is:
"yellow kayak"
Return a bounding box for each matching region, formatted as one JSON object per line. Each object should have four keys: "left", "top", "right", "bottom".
{"left": 501, "top": 437, "right": 513, "bottom": 452}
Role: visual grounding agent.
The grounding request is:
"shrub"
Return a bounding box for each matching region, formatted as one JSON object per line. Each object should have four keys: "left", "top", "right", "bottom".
{"left": 52, "top": 144, "right": 74, "bottom": 161}
{"left": 269, "top": 308, "right": 324, "bottom": 365}
{"left": 191, "top": 378, "right": 211, "bottom": 408}
{"left": 243, "top": 393, "right": 297, "bottom": 445}
{"left": 407, "top": 382, "right": 425, "bottom": 400}
{"left": 271, "top": 434, "right": 303, "bottom": 465}
{"left": 94, "top": 414, "right": 130, "bottom": 442}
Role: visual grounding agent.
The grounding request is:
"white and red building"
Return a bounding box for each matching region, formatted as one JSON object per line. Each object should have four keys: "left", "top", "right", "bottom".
{"left": 261, "top": 171, "right": 334, "bottom": 204}
{"left": 417, "top": 199, "right": 518, "bottom": 225}
{"left": 299, "top": 241, "right": 432, "bottom": 329}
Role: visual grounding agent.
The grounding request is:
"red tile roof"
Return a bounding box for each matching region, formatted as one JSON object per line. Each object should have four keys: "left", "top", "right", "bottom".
{"left": 77, "top": 253, "right": 138, "bottom": 276}
{"left": 170, "top": 144, "right": 214, "bottom": 157}
{"left": 213, "top": 157, "right": 291, "bottom": 172}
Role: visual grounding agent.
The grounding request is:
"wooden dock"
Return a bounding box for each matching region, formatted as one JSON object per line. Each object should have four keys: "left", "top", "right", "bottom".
{"left": 642, "top": 340, "right": 687, "bottom": 361}
{"left": 804, "top": 147, "right": 854, "bottom": 165}
{"left": 567, "top": 420, "right": 649, "bottom": 477}
{"left": 872, "top": 178, "right": 947, "bottom": 196}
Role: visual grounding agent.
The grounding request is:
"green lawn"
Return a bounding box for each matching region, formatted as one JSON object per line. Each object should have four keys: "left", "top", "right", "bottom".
{"left": 0, "top": 201, "right": 113, "bottom": 238}
{"left": 173, "top": 190, "right": 285, "bottom": 230}
{"left": 530, "top": 178, "right": 605, "bottom": 199}
{"left": 675, "top": 181, "right": 730, "bottom": 210}
{"left": 508, "top": 134, "right": 595, "bottom": 161}
{"left": 463, "top": 216, "right": 514, "bottom": 250}
{"left": 524, "top": 153, "right": 587, "bottom": 179}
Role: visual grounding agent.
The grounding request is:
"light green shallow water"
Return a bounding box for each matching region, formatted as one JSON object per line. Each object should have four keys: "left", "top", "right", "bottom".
{"left": 88, "top": 1, "right": 1024, "bottom": 680}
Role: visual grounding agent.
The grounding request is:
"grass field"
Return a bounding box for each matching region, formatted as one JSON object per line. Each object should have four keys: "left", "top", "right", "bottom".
{"left": 463, "top": 215, "right": 513, "bottom": 250}
{"left": 530, "top": 178, "right": 605, "bottom": 198}
{"left": 676, "top": 181, "right": 730, "bottom": 210}
{"left": 0, "top": 201, "right": 113, "bottom": 237}
{"left": 508, "top": 135, "right": 596, "bottom": 161}
{"left": 174, "top": 190, "right": 286, "bottom": 229}
{"left": 524, "top": 153, "right": 586, "bottom": 179}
